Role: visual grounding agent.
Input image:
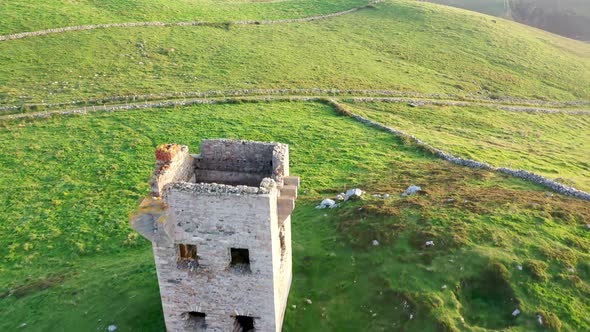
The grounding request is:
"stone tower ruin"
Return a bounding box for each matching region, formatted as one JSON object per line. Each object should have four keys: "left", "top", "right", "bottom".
{"left": 130, "top": 139, "right": 299, "bottom": 332}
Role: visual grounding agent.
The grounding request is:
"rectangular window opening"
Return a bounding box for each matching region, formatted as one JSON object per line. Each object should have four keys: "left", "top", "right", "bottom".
{"left": 230, "top": 248, "right": 251, "bottom": 273}
{"left": 279, "top": 225, "right": 286, "bottom": 261}
{"left": 178, "top": 244, "right": 198, "bottom": 269}
{"left": 233, "top": 315, "right": 255, "bottom": 332}
{"left": 182, "top": 311, "right": 206, "bottom": 330}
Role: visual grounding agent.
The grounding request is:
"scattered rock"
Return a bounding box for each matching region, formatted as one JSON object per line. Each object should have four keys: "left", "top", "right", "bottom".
{"left": 425, "top": 241, "right": 435, "bottom": 247}
{"left": 292, "top": 305, "right": 297, "bottom": 309}
{"left": 402, "top": 185, "right": 425, "bottom": 197}
{"left": 537, "top": 314, "right": 544, "bottom": 326}
{"left": 316, "top": 199, "right": 336, "bottom": 209}
{"left": 18, "top": 323, "right": 27, "bottom": 329}
{"left": 567, "top": 267, "right": 575, "bottom": 273}
{"left": 512, "top": 309, "right": 521, "bottom": 317}
{"left": 441, "top": 285, "right": 447, "bottom": 290}
{"left": 586, "top": 224, "right": 590, "bottom": 230}
{"left": 335, "top": 194, "right": 345, "bottom": 201}
{"left": 517, "top": 265, "right": 523, "bottom": 271}
{"left": 305, "top": 298, "right": 313, "bottom": 305}
{"left": 382, "top": 194, "right": 390, "bottom": 199}
{"left": 108, "top": 325, "right": 118, "bottom": 332}
{"left": 345, "top": 188, "right": 364, "bottom": 201}
{"left": 372, "top": 240, "right": 379, "bottom": 246}
{"left": 409, "top": 102, "right": 424, "bottom": 108}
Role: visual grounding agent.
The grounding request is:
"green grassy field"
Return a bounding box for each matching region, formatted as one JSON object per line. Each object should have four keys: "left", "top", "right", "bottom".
{"left": 344, "top": 102, "right": 590, "bottom": 192}
{"left": 1, "top": 0, "right": 589, "bottom": 107}
{"left": 0, "top": 0, "right": 368, "bottom": 34}
{"left": 1, "top": 102, "right": 589, "bottom": 331}
{"left": 1, "top": 0, "right": 590, "bottom": 331}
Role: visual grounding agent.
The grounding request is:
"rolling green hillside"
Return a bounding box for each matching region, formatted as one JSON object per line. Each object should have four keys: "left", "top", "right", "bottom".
{"left": 1, "top": 1, "right": 589, "bottom": 331}
{"left": 1, "top": 102, "right": 589, "bottom": 331}
{"left": 344, "top": 102, "right": 590, "bottom": 191}
{"left": 0, "top": 0, "right": 369, "bottom": 34}
{"left": 1, "top": 0, "right": 589, "bottom": 107}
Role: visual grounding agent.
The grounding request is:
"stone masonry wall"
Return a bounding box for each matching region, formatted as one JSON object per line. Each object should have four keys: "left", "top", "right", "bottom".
{"left": 194, "top": 139, "right": 289, "bottom": 187}
{"left": 131, "top": 140, "right": 296, "bottom": 332}
{"left": 156, "top": 186, "right": 281, "bottom": 331}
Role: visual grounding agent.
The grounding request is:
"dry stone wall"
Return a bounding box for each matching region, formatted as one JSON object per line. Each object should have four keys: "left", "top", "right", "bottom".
{"left": 327, "top": 99, "right": 590, "bottom": 201}
{"left": 3, "top": 88, "right": 588, "bottom": 115}
{"left": 0, "top": 0, "right": 384, "bottom": 42}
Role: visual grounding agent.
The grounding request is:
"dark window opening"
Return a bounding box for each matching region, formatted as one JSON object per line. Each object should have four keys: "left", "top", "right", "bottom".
{"left": 178, "top": 244, "right": 198, "bottom": 270}
{"left": 179, "top": 244, "right": 197, "bottom": 260}
{"left": 279, "top": 225, "right": 286, "bottom": 261}
{"left": 230, "top": 248, "right": 251, "bottom": 273}
{"left": 233, "top": 315, "right": 255, "bottom": 332}
{"left": 182, "top": 311, "right": 206, "bottom": 330}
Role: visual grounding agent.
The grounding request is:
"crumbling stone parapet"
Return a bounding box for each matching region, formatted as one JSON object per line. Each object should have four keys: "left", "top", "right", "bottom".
{"left": 150, "top": 144, "right": 193, "bottom": 197}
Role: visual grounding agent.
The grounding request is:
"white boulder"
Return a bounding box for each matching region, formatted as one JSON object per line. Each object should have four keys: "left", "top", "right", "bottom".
{"left": 345, "top": 188, "right": 364, "bottom": 201}
{"left": 402, "top": 185, "right": 422, "bottom": 197}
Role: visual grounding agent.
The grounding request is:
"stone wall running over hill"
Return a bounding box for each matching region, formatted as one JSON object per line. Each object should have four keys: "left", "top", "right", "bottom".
{"left": 0, "top": 0, "right": 383, "bottom": 42}
{"left": 2, "top": 88, "right": 588, "bottom": 115}
{"left": 328, "top": 99, "right": 590, "bottom": 201}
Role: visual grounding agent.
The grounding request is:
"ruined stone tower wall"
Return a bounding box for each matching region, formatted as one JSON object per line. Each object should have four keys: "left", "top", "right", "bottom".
{"left": 194, "top": 139, "right": 289, "bottom": 187}
{"left": 131, "top": 139, "right": 298, "bottom": 332}
{"left": 156, "top": 184, "right": 280, "bottom": 331}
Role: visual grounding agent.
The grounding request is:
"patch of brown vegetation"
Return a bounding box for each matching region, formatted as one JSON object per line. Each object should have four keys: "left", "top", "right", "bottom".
{"left": 0, "top": 273, "right": 68, "bottom": 299}
{"left": 155, "top": 143, "right": 181, "bottom": 162}
{"left": 337, "top": 206, "right": 406, "bottom": 248}
{"left": 362, "top": 161, "right": 590, "bottom": 220}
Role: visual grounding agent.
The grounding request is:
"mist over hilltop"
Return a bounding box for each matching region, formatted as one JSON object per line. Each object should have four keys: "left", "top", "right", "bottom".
{"left": 422, "top": 0, "right": 590, "bottom": 41}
